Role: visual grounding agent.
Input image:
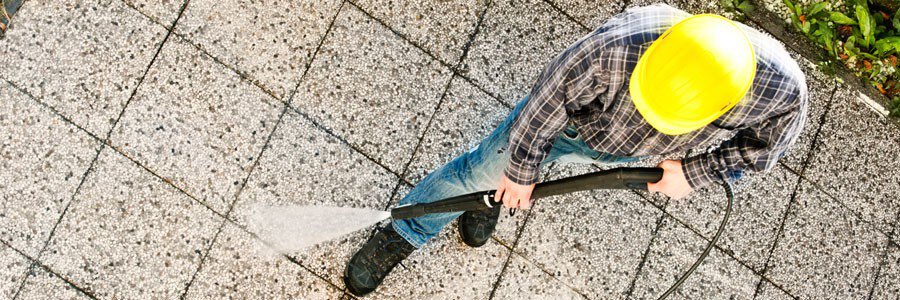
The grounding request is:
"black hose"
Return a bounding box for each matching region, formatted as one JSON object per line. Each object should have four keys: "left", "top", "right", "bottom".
{"left": 656, "top": 181, "right": 735, "bottom": 300}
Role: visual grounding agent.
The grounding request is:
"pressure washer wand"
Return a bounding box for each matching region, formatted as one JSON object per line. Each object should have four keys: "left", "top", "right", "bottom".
{"left": 390, "top": 167, "right": 664, "bottom": 220}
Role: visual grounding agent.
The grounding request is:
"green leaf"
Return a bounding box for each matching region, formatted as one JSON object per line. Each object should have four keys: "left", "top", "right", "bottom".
{"left": 875, "top": 36, "right": 900, "bottom": 54}
{"left": 893, "top": 9, "right": 900, "bottom": 29}
{"left": 783, "top": 0, "right": 796, "bottom": 14}
{"left": 736, "top": 0, "right": 755, "bottom": 13}
{"left": 802, "top": 19, "right": 812, "bottom": 33}
{"left": 857, "top": 4, "right": 875, "bottom": 46}
{"left": 808, "top": 2, "right": 827, "bottom": 17}
{"left": 830, "top": 12, "right": 857, "bottom": 25}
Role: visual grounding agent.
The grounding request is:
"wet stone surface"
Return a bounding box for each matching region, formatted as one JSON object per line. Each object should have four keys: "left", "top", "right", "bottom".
{"left": 492, "top": 254, "right": 586, "bottom": 299}
{"left": 110, "top": 36, "right": 282, "bottom": 214}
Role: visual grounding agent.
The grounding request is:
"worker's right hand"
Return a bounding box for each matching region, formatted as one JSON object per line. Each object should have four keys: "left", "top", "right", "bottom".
{"left": 494, "top": 175, "right": 536, "bottom": 209}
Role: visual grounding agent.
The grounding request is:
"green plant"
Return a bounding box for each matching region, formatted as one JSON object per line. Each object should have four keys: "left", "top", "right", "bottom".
{"left": 784, "top": 0, "right": 900, "bottom": 116}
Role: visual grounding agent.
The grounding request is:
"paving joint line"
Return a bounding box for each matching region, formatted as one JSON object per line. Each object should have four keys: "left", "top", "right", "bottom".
{"left": 624, "top": 196, "right": 671, "bottom": 298}
{"left": 540, "top": 0, "right": 591, "bottom": 31}
{"left": 1, "top": 239, "right": 99, "bottom": 299}
{"left": 10, "top": 1, "right": 191, "bottom": 297}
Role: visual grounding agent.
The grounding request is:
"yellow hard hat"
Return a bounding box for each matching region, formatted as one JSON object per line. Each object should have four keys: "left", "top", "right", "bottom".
{"left": 629, "top": 14, "right": 756, "bottom": 136}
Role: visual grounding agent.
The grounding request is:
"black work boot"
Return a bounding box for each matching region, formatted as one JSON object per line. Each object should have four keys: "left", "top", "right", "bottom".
{"left": 344, "top": 225, "right": 416, "bottom": 296}
{"left": 458, "top": 205, "right": 501, "bottom": 247}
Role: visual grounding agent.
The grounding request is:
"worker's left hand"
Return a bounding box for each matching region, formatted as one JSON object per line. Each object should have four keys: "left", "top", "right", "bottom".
{"left": 647, "top": 160, "right": 693, "bottom": 199}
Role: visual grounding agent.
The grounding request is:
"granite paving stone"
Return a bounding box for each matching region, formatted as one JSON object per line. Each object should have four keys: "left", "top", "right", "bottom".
{"left": 870, "top": 242, "right": 900, "bottom": 300}
{"left": 516, "top": 184, "right": 659, "bottom": 298}
{"left": 805, "top": 87, "right": 900, "bottom": 233}
{"left": 630, "top": 217, "right": 759, "bottom": 300}
{"left": 0, "top": 81, "right": 100, "bottom": 254}
{"left": 0, "top": 0, "right": 167, "bottom": 135}
{"left": 16, "top": 268, "right": 90, "bottom": 300}
{"left": 0, "top": 244, "right": 31, "bottom": 299}
{"left": 650, "top": 166, "right": 798, "bottom": 271}
{"left": 352, "top": 0, "right": 488, "bottom": 64}
{"left": 492, "top": 254, "right": 586, "bottom": 300}
{"left": 766, "top": 182, "right": 889, "bottom": 299}
{"left": 184, "top": 223, "right": 343, "bottom": 299}
{"left": 463, "top": 0, "right": 589, "bottom": 106}
{"left": 291, "top": 5, "right": 452, "bottom": 174}
{"left": 371, "top": 228, "right": 508, "bottom": 299}
{"left": 40, "top": 150, "right": 221, "bottom": 299}
{"left": 544, "top": 0, "right": 626, "bottom": 28}
{"left": 177, "top": 0, "right": 343, "bottom": 99}
{"left": 109, "top": 36, "right": 282, "bottom": 213}
{"left": 122, "top": 0, "right": 184, "bottom": 27}
{"left": 754, "top": 280, "right": 795, "bottom": 300}
{"left": 233, "top": 108, "right": 397, "bottom": 284}
{"left": 779, "top": 53, "right": 836, "bottom": 170}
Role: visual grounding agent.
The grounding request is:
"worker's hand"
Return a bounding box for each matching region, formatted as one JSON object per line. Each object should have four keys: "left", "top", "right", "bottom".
{"left": 647, "top": 160, "right": 693, "bottom": 200}
{"left": 495, "top": 175, "right": 536, "bottom": 209}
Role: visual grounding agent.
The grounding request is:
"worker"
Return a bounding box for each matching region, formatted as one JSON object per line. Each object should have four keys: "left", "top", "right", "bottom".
{"left": 343, "top": 4, "right": 808, "bottom": 296}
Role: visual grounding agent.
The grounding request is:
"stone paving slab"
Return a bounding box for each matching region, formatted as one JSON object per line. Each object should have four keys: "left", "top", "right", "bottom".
{"left": 515, "top": 185, "right": 659, "bottom": 298}
{"left": 0, "top": 81, "right": 100, "bottom": 255}
{"left": 184, "top": 223, "right": 342, "bottom": 299}
{"left": 547, "top": 0, "right": 626, "bottom": 28}
{"left": 109, "top": 35, "right": 282, "bottom": 214}
{"left": 804, "top": 85, "right": 900, "bottom": 233}
{"left": 492, "top": 254, "right": 586, "bottom": 300}
{"left": 779, "top": 53, "right": 837, "bottom": 170}
{"left": 177, "top": 0, "right": 342, "bottom": 99}
{"left": 291, "top": 4, "right": 452, "bottom": 174}
{"left": 629, "top": 217, "right": 760, "bottom": 300}
{"left": 754, "top": 280, "right": 794, "bottom": 300}
{"left": 39, "top": 149, "right": 222, "bottom": 299}
{"left": 123, "top": 0, "right": 183, "bottom": 27}
{"left": 352, "top": 0, "right": 488, "bottom": 64}
{"left": 16, "top": 268, "right": 89, "bottom": 300}
{"left": 870, "top": 242, "right": 900, "bottom": 300}
{"left": 462, "top": 0, "right": 591, "bottom": 106}
{"left": 765, "top": 181, "right": 889, "bottom": 299}
{"left": 0, "top": 0, "right": 167, "bottom": 136}
{"left": 0, "top": 243, "right": 30, "bottom": 299}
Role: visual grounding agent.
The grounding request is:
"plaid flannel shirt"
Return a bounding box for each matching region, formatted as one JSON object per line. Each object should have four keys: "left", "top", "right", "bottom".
{"left": 505, "top": 4, "right": 808, "bottom": 188}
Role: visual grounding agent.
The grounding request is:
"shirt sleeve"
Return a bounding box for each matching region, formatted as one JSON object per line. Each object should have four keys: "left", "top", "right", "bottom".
{"left": 682, "top": 87, "right": 808, "bottom": 189}
{"left": 504, "top": 42, "right": 605, "bottom": 185}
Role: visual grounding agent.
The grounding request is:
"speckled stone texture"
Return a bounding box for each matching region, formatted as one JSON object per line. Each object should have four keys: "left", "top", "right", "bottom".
{"left": 779, "top": 52, "right": 837, "bottom": 170}
{"left": 545, "top": 0, "right": 625, "bottom": 28}
{"left": 515, "top": 187, "right": 659, "bottom": 298}
{"left": 110, "top": 36, "right": 282, "bottom": 214}
{"left": 629, "top": 217, "right": 760, "bottom": 300}
{"left": 657, "top": 166, "right": 798, "bottom": 271}
{"left": 291, "top": 5, "right": 452, "bottom": 174}
{"left": 0, "top": 81, "right": 100, "bottom": 254}
{"left": 351, "top": 0, "right": 488, "bottom": 64}
{"left": 183, "top": 223, "right": 342, "bottom": 299}
{"left": 405, "top": 79, "right": 510, "bottom": 184}
{"left": 0, "top": 244, "right": 30, "bottom": 299}
{"left": 177, "top": 0, "right": 342, "bottom": 99}
{"left": 233, "top": 109, "right": 397, "bottom": 285}
{"left": 0, "top": 0, "right": 167, "bottom": 136}
{"left": 870, "top": 242, "right": 900, "bottom": 299}
{"left": 463, "top": 0, "right": 590, "bottom": 106}
{"left": 765, "top": 182, "right": 889, "bottom": 299}
{"left": 492, "top": 254, "right": 586, "bottom": 299}
{"left": 754, "top": 280, "right": 795, "bottom": 300}
{"left": 39, "top": 150, "right": 222, "bottom": 299}
{"left": 805, "top": 87, "right": 900, "bottom": 233}
{"left": 16, "top": 268, "right": 89, "bottom": 300}
{"left": 122, "top": 0, "right": 184, "bottom": 27}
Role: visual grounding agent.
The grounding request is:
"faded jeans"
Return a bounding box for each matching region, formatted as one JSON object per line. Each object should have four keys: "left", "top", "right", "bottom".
{"left": 392, "top": 97, "right": 641, "bottom": 248}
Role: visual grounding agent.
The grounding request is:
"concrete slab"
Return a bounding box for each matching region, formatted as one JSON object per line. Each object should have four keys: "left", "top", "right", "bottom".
{"left": 870, "top": 243, "right": 900, "bottom": 300}
{"left": 779, "top": 52, "right": 836, "bottom": 170}
{"left": 492, "top": 254, "right": 586, "bottom": 300}
{"left": 0, "top": 0, "right": 167, "bottom": 136}
{"left": 371, "top": 228, "right": 508, "bottom": 299}
{"left": 405, "top": 78, "right": 510, "bottom": 184}
{"left": 805, "top": 87, "right": 900, "bottom": 233}
{"left": 0, "top": 244, "right": 30, "bottom": 299}
{"left": 515, "top": 186, "right": 658, "bottom": 298}
{"left": 0, "top": 81, "right": 100, "bottom": 254}
{"left": 352, "top": 0, "right": 488, "bottom": 64}
{"left": 177, "top": 0, "right": 342, "bottom": 99}
{"left": 291, "top": 5, "right": 452, "bottom": 174}
{"left": 754, "top": 280, "right": 795, "bottom": 300}
{"left": 16, "top": 268, "right": 89, "bottom": 300}
{"left": 463, "top": 0, "right": 589, "bottom": 106}
{"left": 40, "top": 150, "right": 221, "bottom": 299}
{"left": 122, "top": 0, "right": 183, "bottom": 27}
{"left": 765, "top": 182, "right": 889, "bottom": 299}
{"left": 656, "top": 166, "right": 797, "bottom": 271}
{"left": 544, "top": 0, "right": 625, "bottom": 29}
{"left": 233, "top": 108, "right": 397, "bottom": 285}
{"left": 109, "top": 36, "right": 282, "bottom": 213}
{"left": 184, "top": 223, "right": 343, "bottom": 299}
{"left": 630, "top": 217, "right": 759, "bottom": 300}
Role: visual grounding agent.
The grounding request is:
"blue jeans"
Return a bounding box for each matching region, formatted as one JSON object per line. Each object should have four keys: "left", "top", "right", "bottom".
{"left": 392, "top": 97, "right": 641, "bottom": 248}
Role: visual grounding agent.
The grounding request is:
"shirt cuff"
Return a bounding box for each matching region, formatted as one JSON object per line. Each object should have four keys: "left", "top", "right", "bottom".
{"left": 681, "top": 154, "right": 722, "bottom": 189}
{"left": 504, "top": 160, "right": 541, "bottom": 186}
